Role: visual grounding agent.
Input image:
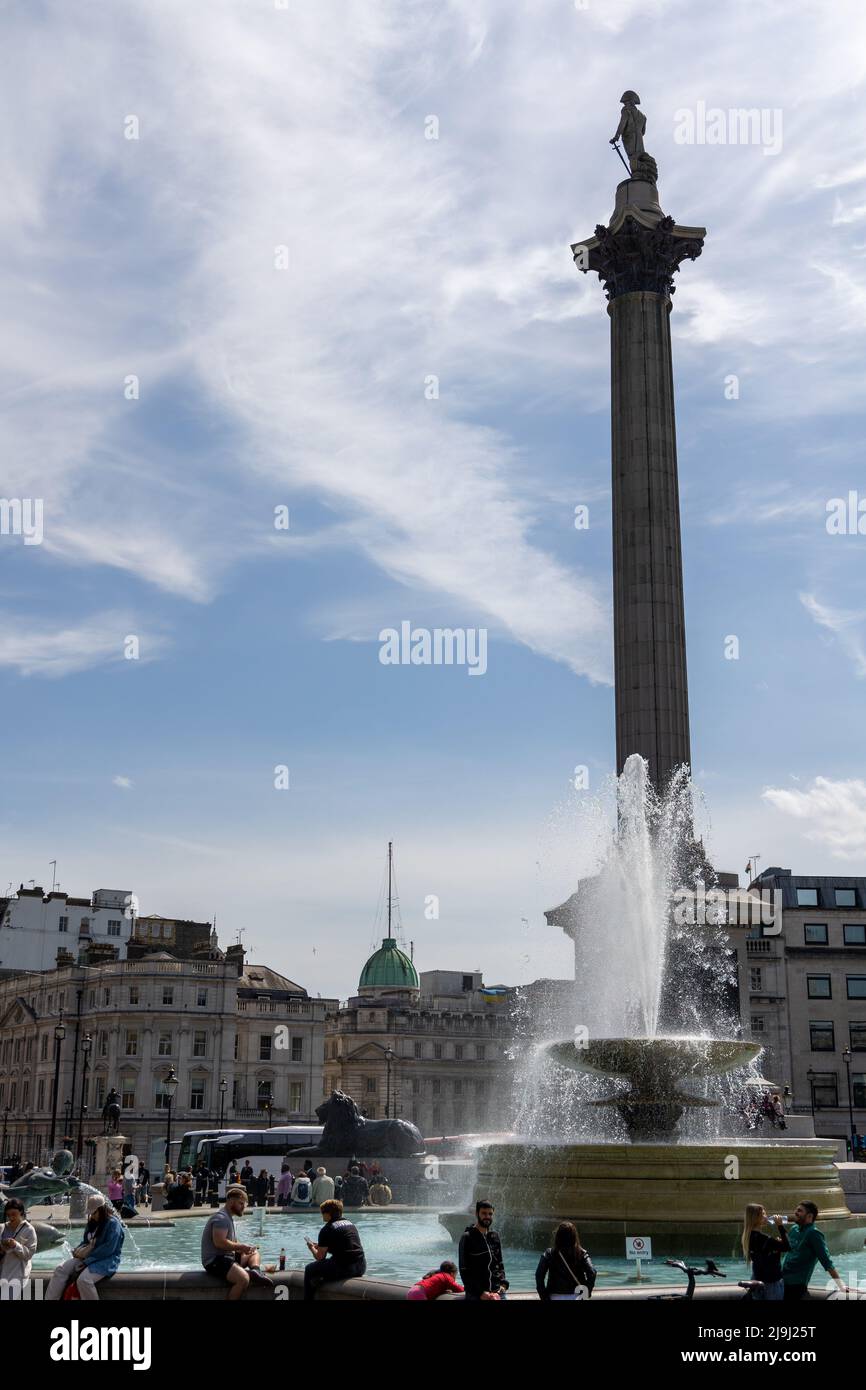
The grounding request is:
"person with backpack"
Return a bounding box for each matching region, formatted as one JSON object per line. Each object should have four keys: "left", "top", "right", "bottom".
{"left": 458, "top": 1199, "right": 509, "bottom": 1300}
{"left": 535, "top": 1222, "right": 596, "bottom": 1301}
{"left": 291, "top": 1169, "right": 313, "bottom": 1207}
{"left": 741, "top": 1204, "right": 789, "bottom": 1300}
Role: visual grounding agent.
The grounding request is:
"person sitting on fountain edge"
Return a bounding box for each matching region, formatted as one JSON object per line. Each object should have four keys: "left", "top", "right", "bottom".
{"left": 458, "top": 1200, "right": 509, "bottom": 1300}
{"left": 201, "top": 1185, "right": 274, "bottom": 1299}
{"left": 304, "top": 1197, "right": 366, "bottom": 1300}
{"left": 45, "top": 1193, "right": 125, "bottom": 1301}
{"left": 782, "top": 1201, "right": 847, "bottom": 1299}
{"left": 0, "top": 1197, "right": 38, "bottom": 1298}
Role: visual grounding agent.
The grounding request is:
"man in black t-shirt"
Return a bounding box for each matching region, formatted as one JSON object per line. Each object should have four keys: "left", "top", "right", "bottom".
{"left": 303, "top": 1198, "right": 366, "bottom": 1300}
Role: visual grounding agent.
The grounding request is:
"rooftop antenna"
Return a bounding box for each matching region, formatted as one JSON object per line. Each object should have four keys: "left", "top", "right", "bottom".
{"left": 387, "top": 841, "right": 393, "bottom": 938}
{"left": 49, "top": 861, "right": 57, "bottom": 892}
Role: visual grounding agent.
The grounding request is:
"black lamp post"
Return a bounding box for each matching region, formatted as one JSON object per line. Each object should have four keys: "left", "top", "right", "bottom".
{"left": 219, "top": 1077, "right": 227, "bottom": 1129}
{"left": 843, "top": 1047, "right": 856, "bottom": 1157}
{"left": 163, "top": 1065, "right": 179, "bottom": 1167}
{"left": 261, "top": 1086, "right": 274, "bottom": 1128}
{"left": 385, "top": 1047, "right": 394, "bottom": 1119}
{"left": 49, "top": 1013, "right": 66, "bottom": 1150}
{"left": 76, "top": 1033, "right": 92, "bottom": 1158}
{"left": 807, "top": 1067, "right": 817, "bottom": 1120}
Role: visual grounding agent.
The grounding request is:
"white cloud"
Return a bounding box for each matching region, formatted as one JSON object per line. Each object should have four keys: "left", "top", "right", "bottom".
{"left": 0, "top": 611, "right": 166, "bottom": 678}
{"left": 112, "top": 776, "right": 134, "bottom": 790}
{"left": 762, "top": 777, "right": 866, "bottom": 858}
{"left": 800, "top": 592, "right": 866, "bottom": 677}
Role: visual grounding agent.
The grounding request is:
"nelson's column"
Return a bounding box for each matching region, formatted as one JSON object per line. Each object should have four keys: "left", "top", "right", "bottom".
{"left": 574, "top": 91, "right": 705, "bottom": 790}
{"left": 547, "top": 95, "right": 730, "bottom": 1032}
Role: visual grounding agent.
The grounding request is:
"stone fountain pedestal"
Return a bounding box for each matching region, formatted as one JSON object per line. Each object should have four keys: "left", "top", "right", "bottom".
{"left": 93, "top": 1133, "right": 127, "bottom": 1196}
{"left": 440, "top": 1137, "right": 866, "bottom": 1257}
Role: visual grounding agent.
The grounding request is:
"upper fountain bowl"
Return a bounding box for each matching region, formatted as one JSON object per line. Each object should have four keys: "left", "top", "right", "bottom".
{"left": 546, "top": 1035, "right": 761, "bottom": 1086}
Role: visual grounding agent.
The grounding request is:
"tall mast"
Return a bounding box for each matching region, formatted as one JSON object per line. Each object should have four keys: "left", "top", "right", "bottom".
{"left": 387, "top": 840, "right": 392, "bottom": 937}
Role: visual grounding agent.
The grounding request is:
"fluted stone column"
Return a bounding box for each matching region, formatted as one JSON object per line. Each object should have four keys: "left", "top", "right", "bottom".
{"left": 573, "top": 178, "right": 705, "bottom": 789}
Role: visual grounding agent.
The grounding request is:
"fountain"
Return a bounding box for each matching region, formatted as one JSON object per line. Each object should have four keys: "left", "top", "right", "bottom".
{"left": 0, "top": 1150, "right": 104, "bottom": 1251}
{"left": 440, "top": 756, "right": 866, "bottom": 1257}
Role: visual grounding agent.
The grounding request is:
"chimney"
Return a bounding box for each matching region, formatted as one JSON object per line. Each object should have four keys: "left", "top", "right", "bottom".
{"left": 83, "top": 941, "right": 119, "bottom": 967}
{"left": 225, "top": 943, "right": 246, "bottom": 976}
{"left": 56, "top": 947, "right": 75, "bottom": 969}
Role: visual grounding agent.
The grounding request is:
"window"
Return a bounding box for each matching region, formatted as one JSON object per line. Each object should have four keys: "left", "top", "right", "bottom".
{"left": 750, "top": 1016, "right": 765, "bottom": 1032}
{"left": 107, "top": 920, "right": 121, "bottom": 937}
{"left": 37, "top": 1079, "right": 45, "bottom": 1110}
{"left": 232, "top": 1078, "right": 241, "bottom": 1109}
{"left": 414, "top": 1042, "right": 422, "bottom": 1059}
{"left": 58, "top": 915, "right": 68, "bottom": 932}
{"left": 434, "top": 1044, "right": 443, "bottom": 1060}
{"left": 749, "top": 968, "right": 763, "bottom": 992}
{"left": 193, "top": 1031, "right": 207, "bottom": 1058}
{"left": 197, "top": 988, "right": 207, "bottom": 1007}
{"left": 102, "top": 988, "right": 110, "bottom": 1005}
{"left": 122, "top": 1078, "right": 135, "bottom": 1110}
{"left": 810, "top": 1072, "right": 838, "bottom": 1108}
{"left": 797, "top": 888, "right": 819, "bottom": 907}
{"left": 835, "top": 888, "right": 857, "bottom": 908}
{"left": 851, "top": 1023, "right": 866, "bottom": 1052}
{"left": 432, "top": 1079, "right": 441, "bottom": 1096}
{"left": 854, "top": 1074, "right": 866, "bottom": 1108}
{"left": 40, "top": 1034, "right": 48, "bottom": 1061}
{"left": 807, "top": 976, "right": 831, "bottom": 999}
{"left": 13, "top": 1040, "right": 21, "bottom": 1062}
{"left": 844, "top": 924, "right": 866, "bottom": 945}
{"left": 365, "top": 1077, "right": 376, "bottom": 1093}
{"left": 162, "top": 987, "right": 174, "bottom": 1005}
{"left": 259, "top": 1035, "right": 272, "bottom": 1061}
{"left": 454, "top": 1079, "right": 462, "bottom": 1096}
{"left": 99, "top": 1031, "right": 108, "bottom": 1057}
{"left": 25, "top": 1038, "right": 33, "bottom": 1061}
{"left": 190, "top": 1080, "right": 205, "bottom": 1111}
{"left": 291, "top": 1036, "right": 303, "bottom": 1062}
{"left": 477, "top": 1044, "right": 485, "bottom": 1060}
{"left": 155, "top": 1080, "right": 171, "bottom": 1109}
{"left": 412, "top": 1078, "right": 420, "bottom": 1095}
{"left": 157, "top": 1032, "right": 173, "bottom": 1056}
{"left": 809, "top": 1021, "right": 835, "bottom": 1052}
{"left": 9, "top": 1083, "right": 16, "bottom": 1110}
{"left": 129, "top": 986, "right": 139, "bottom": 1005}
{"left": 432, "top": 1106, "right": 441, "bottom": 1128}
{"left": 233, "top": 1035, "right": 239, "bottom": 1061}
{"left": 462, "top": 975, "right": 473, "bottom": 991}
{"left": 455, "top": 1045, "right": 463, "bottom": 1060}
{"left": 289, "top": 1082, "right": 303, "bottom": 1112}
{"left": 847, "top": 976, "right": 866, "bottom": 999}
{"left": 125, "top": 1031, "right": 138, "bottom": 1056}
{"left": 804, "top": 923, "right": 828, "bottom": 945}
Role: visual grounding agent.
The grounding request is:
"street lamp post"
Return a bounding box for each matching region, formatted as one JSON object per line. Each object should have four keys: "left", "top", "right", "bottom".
{"left": 843, "top": 1047, "right": 856, "bottom": 1157}
{"left": 163, "top": 1066, "right": 179, "bottom": 1169}
{"left": 219, "top": 1077, "right": 227, "bottom": 1130}
{"left": 807, "top": 1067, "right": 817, "bottom": 1121}
{"left": 385, "top": 1047, "right": 394, "bottom": 1119}
{"left": 261, "top": 1087, "right": 274, "bottom": 1129}
{"left": 76, "top": 1033, "right": 92, "bottom": 1160}
{"left": 49, "top": 1013, "right": 66, "bottom": 1150}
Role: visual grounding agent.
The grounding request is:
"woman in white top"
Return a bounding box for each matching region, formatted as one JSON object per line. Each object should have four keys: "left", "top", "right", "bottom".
{"left": 0, "top": 1198, "right": 38, "bottom": 1298}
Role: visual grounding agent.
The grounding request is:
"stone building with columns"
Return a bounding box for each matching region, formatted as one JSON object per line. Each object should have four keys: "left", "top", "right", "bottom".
{"left": 323, "top": 937, "right": 515, "bottom": 1137}
{"left": 0, "top": 937, "right": 336, "bottom": 1171}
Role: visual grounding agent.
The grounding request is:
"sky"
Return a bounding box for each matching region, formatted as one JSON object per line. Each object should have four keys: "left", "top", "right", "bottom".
{"left": 1, "top": 0, "right": 866, "bottom": 1002}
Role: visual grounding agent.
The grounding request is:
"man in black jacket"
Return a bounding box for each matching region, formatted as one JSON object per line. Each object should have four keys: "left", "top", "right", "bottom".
{"left": 458, "top": 1200, "right": 509, "bottom": 1300}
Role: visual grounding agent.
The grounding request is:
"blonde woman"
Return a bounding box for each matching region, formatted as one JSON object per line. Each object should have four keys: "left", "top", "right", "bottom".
{"left": 742, "top": 1203, "right": 789, "bottom": 1300}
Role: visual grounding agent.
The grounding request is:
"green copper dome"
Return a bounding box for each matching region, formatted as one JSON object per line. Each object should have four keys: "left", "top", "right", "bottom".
{"left": 359, "top": 937, "right": 419, "bottom": 991}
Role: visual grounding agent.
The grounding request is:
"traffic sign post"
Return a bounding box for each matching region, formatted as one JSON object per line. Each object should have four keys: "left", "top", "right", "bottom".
{"left": 626, "top": 1235, "right": 653, "bottom": 1281}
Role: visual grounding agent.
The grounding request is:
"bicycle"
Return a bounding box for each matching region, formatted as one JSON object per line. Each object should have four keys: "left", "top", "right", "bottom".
{"left": 649, "top": 1258, "right": 727, "bottom": 1299}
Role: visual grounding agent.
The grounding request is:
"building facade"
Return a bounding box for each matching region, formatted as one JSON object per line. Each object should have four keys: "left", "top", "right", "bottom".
{"left": 0, "top": 886, "right": 139, "bottom": 975}
{"left": 0, "top": 942, "right": 337, "bottom": 1172}
{"left": 739, "top": 868, "right": 866, "bottom": 1142}
{"left": 323, "top": 937, "right": 514, "bottom": 1138}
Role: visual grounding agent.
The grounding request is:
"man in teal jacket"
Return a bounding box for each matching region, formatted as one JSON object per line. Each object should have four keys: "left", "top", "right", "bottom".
{"left": 46, "top": 1194, "right": 125, "bottom": 1299}
{"left": 782, "top": 1201, "right": 845, "bottom": 1299}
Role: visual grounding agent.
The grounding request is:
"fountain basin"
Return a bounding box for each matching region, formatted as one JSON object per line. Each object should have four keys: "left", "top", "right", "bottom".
{"left": 440, "top": 1138, "right": 866, "bottom": 1257}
